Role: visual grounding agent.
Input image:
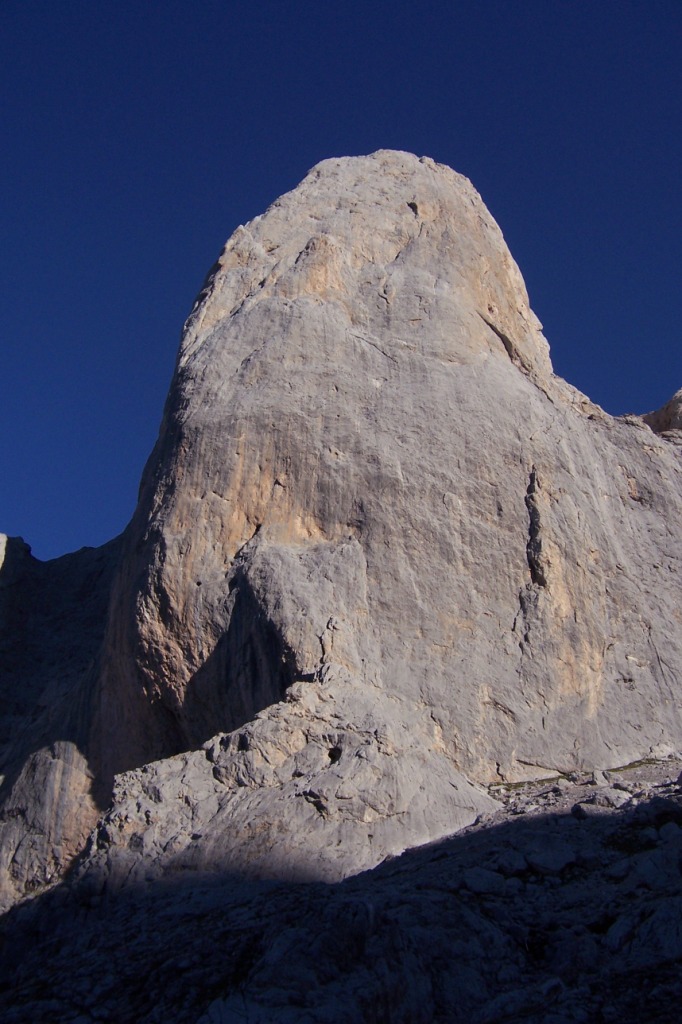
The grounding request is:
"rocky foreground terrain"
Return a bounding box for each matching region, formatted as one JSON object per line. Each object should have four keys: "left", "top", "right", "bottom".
{"left": 1, "top": 150, "right": 681, "bottom": 1020}
{"left": 3, "top": 758, "right": 682, "bottom": 1022}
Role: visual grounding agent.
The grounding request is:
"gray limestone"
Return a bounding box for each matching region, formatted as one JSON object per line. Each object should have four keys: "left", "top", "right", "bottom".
{"left": 2, "top": 760, "right": 682, "bottom": 1022}
{"left": 82, "top": 149, "right": 682, "bottom": 896}
{"left": 0, "top": 149, "right": 681, "bottom": 1002}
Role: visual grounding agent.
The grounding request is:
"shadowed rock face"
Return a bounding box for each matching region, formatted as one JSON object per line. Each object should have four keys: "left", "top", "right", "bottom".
{"left": 1, "top": 150, "right": 681, "bottom": 908}
{"left": 0, "top": 534, "right": 121, "bottom": 907}
{"left": 5, "top": 763, "right": 682, "bottom": 1024}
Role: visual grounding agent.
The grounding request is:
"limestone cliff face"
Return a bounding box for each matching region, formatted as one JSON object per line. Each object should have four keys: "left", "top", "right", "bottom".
{"left": 93, "top": 151, "right": 553, "bottom": 780}
{"left": 0, "top": 535, "right": 120, "bottom": 907}
{"left": 1, "top": 150, "right": 681, "bottom": 904}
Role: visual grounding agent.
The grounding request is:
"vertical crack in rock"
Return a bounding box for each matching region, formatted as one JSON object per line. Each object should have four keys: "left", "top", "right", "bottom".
{"left": 524, "top": 467, "right": 547, "bottom": 588}
{"left": 514, "top": 468, "right": 547, "bottom": 656}
{"left": 515, "top": 585, "right": 537, "bottom": 652}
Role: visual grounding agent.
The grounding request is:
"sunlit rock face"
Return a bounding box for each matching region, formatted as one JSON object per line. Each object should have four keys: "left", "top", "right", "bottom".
{"left": 1, "top": 151, "right": 682, "bottom": 904}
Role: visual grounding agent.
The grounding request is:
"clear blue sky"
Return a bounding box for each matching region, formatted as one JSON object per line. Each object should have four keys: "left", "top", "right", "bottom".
{"left": 2, "top": 1, "right": 681, "bottom": 559}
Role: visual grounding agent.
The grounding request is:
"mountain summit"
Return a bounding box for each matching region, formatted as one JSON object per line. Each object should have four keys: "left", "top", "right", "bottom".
{"left": 1, "top": 150, "right": 681, "bottom": 910}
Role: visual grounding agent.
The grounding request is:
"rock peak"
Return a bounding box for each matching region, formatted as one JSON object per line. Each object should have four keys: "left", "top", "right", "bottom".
{"left": 1, "top": 155, "right": 681, "bottom": 913}
{"left": 179, "top": 148, "right": 552, "bottom": 381}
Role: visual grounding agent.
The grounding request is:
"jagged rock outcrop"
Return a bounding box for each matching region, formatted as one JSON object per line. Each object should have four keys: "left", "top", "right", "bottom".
{"left": 1, "top": 150, "right": 681, "bottom": 912}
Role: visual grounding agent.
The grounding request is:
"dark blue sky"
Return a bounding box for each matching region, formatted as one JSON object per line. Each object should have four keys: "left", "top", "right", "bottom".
{"left": 2, "top": 1, "right": 681, "bottom": 559}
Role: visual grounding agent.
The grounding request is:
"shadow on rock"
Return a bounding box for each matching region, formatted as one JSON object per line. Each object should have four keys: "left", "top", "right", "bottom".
{"left": 2, "top": 789, "right": 682, "bottom": 1023}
